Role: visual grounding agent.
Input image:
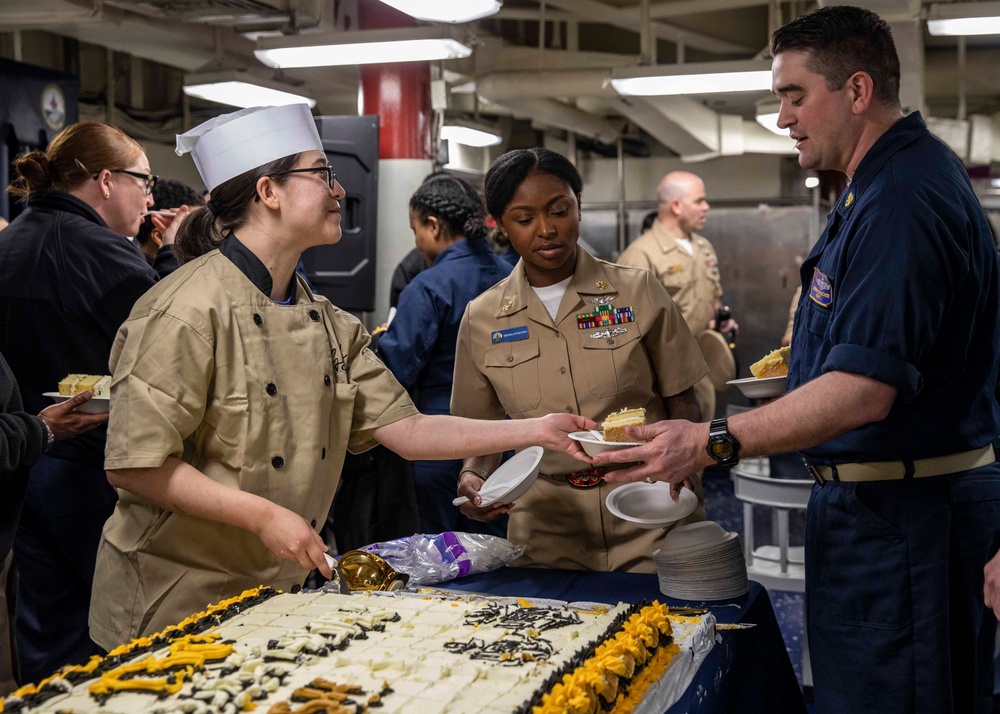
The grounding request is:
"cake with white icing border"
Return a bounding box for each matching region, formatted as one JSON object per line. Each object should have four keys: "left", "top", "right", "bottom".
{"left": 0, "top": 587, "right": 715, "bottom": 714}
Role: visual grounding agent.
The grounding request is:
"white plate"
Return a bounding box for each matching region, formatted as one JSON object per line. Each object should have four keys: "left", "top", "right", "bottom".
{"left": 452, "top": 446, "right": 543, "bottom": 507}
{"left": 568, "top": 430, "right": 643, "bottom": 457}
{"left": 605, "top": 482, "right": 698, "bottom": 529}
{"left": 42, "top": 392, "right": 109, "bottom": 414}
{"left": 658, "top": 521, "right": 730, "bottom": 554}
{"left": 725, "top": 375, "right": 787, "bottom": 399}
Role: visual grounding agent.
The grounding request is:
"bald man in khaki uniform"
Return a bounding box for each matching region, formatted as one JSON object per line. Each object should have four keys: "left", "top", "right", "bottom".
{"left": 452, "top": 248, "right": 707, "bottom": 572}
{"left": 618, "top": 172, "right": 737, "bottom": 422}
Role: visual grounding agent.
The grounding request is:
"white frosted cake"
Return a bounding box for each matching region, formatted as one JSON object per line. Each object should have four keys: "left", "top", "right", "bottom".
{"left": 1, "top": 587, "right": 714, "bottom": 714}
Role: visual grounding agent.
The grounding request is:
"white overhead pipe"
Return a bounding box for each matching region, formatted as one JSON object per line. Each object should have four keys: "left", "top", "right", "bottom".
{"left": 497, "top": 97, "right": 623, "bottom": 145}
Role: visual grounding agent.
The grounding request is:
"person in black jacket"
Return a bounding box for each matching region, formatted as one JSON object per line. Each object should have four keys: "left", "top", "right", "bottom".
{"left": 0, "top": 352, "right": 106, "bottom": 692}
{"left": 0, "top": 121, "right": 171, "bottom": 682}
{"left": 134, "top": 177, "right": 204, "bottom": 271}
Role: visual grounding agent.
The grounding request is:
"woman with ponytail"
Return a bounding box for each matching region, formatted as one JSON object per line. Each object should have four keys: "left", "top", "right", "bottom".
{"left": 0, "top": 121, "right": 172, "bottom": 682}
{"left": 377, "top": 173, "right": 513, "bottom": 535}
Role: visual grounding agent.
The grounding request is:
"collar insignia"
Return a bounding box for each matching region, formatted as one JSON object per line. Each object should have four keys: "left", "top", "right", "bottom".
{"left": 595, "top": 280, "right": 608, "bottom": 290}
{"left": 844, "top": 191, "right": 854, "bottom": 208}
{"left": 501, "top": 299, "right": 513, "bottom": 312}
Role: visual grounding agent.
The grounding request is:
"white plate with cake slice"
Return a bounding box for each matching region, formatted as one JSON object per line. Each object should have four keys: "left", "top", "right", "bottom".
{"left": 725, "top": 375, "right": 787, "bottom": 399}
{"left": 43, "top": 392, "right": 110, "bottom": 414}
{"left": 569, "top": 430, "right": 644, "bottom": 457}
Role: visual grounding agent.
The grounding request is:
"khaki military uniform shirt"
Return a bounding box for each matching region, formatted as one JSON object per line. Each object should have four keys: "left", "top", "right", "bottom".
{"left": 452, "top": 248, "right": 707, "bottom": 572}
{"left": 618, "top": 221, "right": 724, "bottom": 420}
{"left": 90, "top": 250, "right": 417, "bottom": 649}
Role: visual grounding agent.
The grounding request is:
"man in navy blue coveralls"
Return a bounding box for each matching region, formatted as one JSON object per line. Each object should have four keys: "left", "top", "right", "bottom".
{"left": 593, "top": 6, "right": 1000, "bottom": 713}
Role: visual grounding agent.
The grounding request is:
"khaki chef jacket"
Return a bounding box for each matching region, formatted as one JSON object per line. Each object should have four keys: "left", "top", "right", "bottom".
{"left": 452, "top": 248, "right": 707, "bottom": 572}
{"left": 618, "top": 220, "right": 724, "bottom": 420}
{"left": 90, "top": 249, "right": 417, "bottom": 649}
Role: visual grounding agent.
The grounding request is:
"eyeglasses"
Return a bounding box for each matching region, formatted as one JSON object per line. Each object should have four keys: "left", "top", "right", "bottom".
{"left": 272, "top": 166, "right": 337, "bottom": 189}
{"left": 94, "top": 169, "right": 158, "bottom": 195}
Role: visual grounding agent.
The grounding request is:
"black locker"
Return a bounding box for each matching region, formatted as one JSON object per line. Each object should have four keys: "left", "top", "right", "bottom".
{"left": 301, "top": 115, "right": 380, "bottom": 314}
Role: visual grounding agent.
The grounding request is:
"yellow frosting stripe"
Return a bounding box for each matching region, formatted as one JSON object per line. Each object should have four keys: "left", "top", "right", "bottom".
{"left": 87, "top": 633, "right": 235, "bottom": 697}
{"left": 532, "top": 601, "right": 677, "bottom": 714}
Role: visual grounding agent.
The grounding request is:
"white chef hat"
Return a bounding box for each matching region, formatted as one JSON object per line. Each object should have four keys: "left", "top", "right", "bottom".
{"left": 175, "top": 104, "right": 323, "bottom": 192}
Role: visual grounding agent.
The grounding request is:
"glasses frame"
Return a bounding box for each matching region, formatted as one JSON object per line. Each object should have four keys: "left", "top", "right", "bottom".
{"left": 271, "top": 166, "right": 337, "bottom": 189}
{"left": 94, "top": 169, "right": 158, "bottom": 195}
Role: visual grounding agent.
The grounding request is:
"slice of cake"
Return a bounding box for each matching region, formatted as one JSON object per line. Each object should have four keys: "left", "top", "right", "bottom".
{"left": 602, "top": 407, "right": 646, "bottom": 443}
{"left": 57, "top": 374, "right": 112, "bottom": 397}
{"left": 58, "top": 374, "right": 84, "bottom": 396}
{"left": 749, "top": 346, "right": 790, "bottom": 378}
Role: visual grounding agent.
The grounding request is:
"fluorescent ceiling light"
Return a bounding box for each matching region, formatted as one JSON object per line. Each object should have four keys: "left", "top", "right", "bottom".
{"left": 927, "top": 1, "right": 1000, "bottom": 35}
{"left": 754, "top": 99, "right": 786, "bottom": 136}
{"left": 183, "top": 72, "right": 316, "bottom": 108}
{"left": 441, "top": 123, "right": 502, "bottom": 147}
{"left": 378, "top": 0, "right": 501, "bottom": 23}
{"left": 611, "top": 60, "right": 773, "bottom": 96}
{"left": 255, "top": 27, "right": 472, "bottom": 69}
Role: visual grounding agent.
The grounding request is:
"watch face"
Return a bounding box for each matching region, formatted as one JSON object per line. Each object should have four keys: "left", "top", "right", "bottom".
{"left": 711, "top": 440, "right": 734, "bottom": 460}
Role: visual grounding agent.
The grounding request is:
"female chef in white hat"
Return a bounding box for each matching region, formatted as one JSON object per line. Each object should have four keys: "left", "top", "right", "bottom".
{"left": 89, "top": 105, "right": 594, "bottom": 648}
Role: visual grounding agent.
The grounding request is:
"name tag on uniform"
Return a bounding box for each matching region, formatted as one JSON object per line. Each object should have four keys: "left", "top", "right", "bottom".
{"left": 809, "top": 268, "right": 833, "bottom": 308}
{"left": 492, "top": 326, "right": 529, "bottom": 344}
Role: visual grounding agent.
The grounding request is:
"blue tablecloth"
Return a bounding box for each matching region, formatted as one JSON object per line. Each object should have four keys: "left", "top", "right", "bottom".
{"left": 445, "top": 569, "right": 806, "bottom": 714}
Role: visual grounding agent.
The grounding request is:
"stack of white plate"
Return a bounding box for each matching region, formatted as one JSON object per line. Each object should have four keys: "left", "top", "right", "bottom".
{"left": 653, "top": 521, "right": 749, "bottom": 600}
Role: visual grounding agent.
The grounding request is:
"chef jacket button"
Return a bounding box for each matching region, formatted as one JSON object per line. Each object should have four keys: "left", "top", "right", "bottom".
{"left": 606, "top": 338, "right": 615, "bottom": 345}
{"left": 266, "top": 383, "right": 277, "bottom": 396}
{"left": 506, "top": 355, "right": 514, "bottom": 362}
{"left": 253, "top": 313, "right": 263, "bottom": 326}
{"left": 324, "top": 375, "right": 331, "bottom": 386}
{"left": 309, "top": 309, "right": 321, "bottom": 322}
{"left": 565, "top": 407, "right": 574, "bottom": 413}
{"left": 310, "top": 519, "right": 317, "bottom": 527}
{"left": 559, "top": 367, "right": 566, "bottom": 374}
{"left": 272, "top": 456, "right": 284, "bottom": 469}
{"left": 291, "top": 584, "right": 302, "bottom": 594}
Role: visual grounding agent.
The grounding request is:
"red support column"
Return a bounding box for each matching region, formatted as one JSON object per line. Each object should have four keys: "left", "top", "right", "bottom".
{"left": 359, "top": 0, "right": 432, "bottom": 160}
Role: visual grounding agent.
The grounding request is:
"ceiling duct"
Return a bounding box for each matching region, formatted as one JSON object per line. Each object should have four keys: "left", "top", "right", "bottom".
{"left": 106, "top": 0, "right": 292, "bottom": 26}
{"left": 497, "top": 97, "right": 622, "bottom": 145}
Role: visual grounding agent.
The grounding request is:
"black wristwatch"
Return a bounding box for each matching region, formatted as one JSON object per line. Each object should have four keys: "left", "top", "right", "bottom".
{"left": 706, "top": 417, "right": 741, "bottom": 466}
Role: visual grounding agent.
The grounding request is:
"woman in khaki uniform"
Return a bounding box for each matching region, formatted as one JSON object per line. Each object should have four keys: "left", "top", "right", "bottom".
{"left": 89, "top": 107, "right": 593, "bottom": 649}
{"left": 452, "top": 148, "right": 708, "bottom": 573}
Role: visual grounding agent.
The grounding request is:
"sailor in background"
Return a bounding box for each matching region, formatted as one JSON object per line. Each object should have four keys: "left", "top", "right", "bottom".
{"left": 617, "top": 170, "right": 738, "bottom": 422}
{"left": 376, "top": 174, "right": 512, "bottom": 535}
{"left": 452, "top": 147, "right": 708, "bottom": 572}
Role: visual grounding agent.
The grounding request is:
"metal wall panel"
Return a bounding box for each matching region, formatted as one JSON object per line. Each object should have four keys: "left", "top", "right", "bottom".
{"left": 301, "top": 115, "right": 380, "bottom": 313}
